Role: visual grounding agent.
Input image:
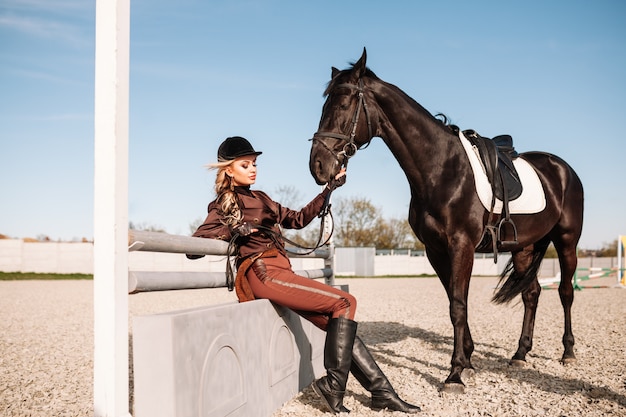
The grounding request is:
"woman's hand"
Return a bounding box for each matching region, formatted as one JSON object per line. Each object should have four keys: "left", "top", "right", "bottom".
{"left": 327, "top": 168, "right": 347, "bottom": 191}
{"left": 232, "top": 222, "right": 258, "bottom": 236}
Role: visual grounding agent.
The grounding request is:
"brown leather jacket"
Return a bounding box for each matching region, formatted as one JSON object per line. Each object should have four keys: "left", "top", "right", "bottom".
{"left": 192, "top": 186, "right": 330, "bottom": 260}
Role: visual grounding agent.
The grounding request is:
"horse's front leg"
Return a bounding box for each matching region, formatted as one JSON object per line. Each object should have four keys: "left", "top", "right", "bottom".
{"left": 441, "top": 249, "right": 475, "bottom": 393}
{"left": 462, "top": 321, "right": 476, "bottom": 376}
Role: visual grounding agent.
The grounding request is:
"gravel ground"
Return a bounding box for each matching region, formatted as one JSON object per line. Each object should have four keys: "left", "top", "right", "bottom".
{"left": 1, "top": 277, "right": 625, "bottom": 417}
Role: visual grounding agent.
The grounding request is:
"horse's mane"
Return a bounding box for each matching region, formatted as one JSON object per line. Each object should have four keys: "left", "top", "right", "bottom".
{"left": 435, "top": 113, "right": 459, "bottom": 135}
{"left": 324, "top": 65, "right": 459, "bottom": 138}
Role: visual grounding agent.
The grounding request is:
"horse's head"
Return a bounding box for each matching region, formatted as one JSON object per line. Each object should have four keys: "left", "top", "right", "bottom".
{"left": 309, "top": 48, "right": 375, "bottom": 185}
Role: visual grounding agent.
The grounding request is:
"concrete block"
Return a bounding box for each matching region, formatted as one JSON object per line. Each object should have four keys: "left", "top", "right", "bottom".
{"left": 132, "top": 299, "right": 326, "bottom": 417}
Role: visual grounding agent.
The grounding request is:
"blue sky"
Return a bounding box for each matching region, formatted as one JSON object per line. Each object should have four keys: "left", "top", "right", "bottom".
{"left": 1, "top": 0, "right": 625, "bottom": 249}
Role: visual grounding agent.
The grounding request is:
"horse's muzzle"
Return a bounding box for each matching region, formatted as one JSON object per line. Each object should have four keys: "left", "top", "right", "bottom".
{"left": 309, "top": 141, "right": 341, "bottom": 185}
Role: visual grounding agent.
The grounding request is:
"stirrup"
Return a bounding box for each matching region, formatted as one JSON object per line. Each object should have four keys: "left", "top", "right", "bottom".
{"left": 497, "top": 217, "right": 518, "bottom": 248}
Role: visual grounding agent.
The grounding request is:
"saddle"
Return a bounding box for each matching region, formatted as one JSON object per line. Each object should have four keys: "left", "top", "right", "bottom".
{"left": 463, "top": 129, "right": 522, "bottom": 257}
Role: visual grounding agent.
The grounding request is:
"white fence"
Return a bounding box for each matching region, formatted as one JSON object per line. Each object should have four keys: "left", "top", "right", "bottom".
{"left": 4, "top": 238, "right": 616, "bottom": 278}
{"left": 0, "top": 239, "right": 94, "bottom": 274}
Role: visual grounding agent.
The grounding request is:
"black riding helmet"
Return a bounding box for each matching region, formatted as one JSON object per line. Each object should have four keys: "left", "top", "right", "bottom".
{"left": 217, "top": 136, "right": 263, "bottom": 162}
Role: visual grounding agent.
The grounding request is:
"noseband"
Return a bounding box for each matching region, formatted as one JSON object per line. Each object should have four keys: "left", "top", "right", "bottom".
{"left": 310, "top": 79, "right": 373, "bottom": 168}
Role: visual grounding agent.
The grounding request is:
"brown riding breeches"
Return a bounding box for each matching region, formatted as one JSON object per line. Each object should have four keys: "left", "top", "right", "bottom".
{"left": 245, "top": 253, "right": 356, "bottom": 331}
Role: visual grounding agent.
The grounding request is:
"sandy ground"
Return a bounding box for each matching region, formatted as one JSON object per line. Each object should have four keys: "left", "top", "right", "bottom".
{"left": 1, "top": 276, "right": 625, "bottom": 416}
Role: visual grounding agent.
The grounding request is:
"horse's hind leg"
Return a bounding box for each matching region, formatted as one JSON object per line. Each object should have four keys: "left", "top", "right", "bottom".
{"left": 551, "top": 159, "right": 583, "bottom": 364}
{"left": 555, "top": 238, "right": 578, "bottom": 364}
{"left": 511, "top": 278, "right": 542, "bottom": 366}
{"left": 510, "top": 240, "right": 549, "bottom": 367}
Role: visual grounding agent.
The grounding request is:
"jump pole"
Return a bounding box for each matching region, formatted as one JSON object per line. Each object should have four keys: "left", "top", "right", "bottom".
{"left": 93, "top": 0, "right": 131, "bottom": 416}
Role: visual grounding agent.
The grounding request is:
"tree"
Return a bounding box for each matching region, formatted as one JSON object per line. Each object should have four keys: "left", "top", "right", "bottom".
{"left": 330, "top": 196, "right": 426, "bottom": 249}
{"left": 36, "top": 234, "right": 52, "bottom": 242}
{"left": 272, "top": 185, "right": 323, "bottom": 246}
{"left": 594, "top": 239, "right": 618, "bottom": 257}
{"left": 129, "top": 221, "right": 166, "bottom": 233}
{"left": 333, "top": 196, "right": 381, "bottom": 246}
{"left": 189, "top": 217, "right": 204, "bottom": 234}
{"left": 575, "top": 240, "right": 618, "bottom": 258}
{"left": 273, "top": 185, "right": 304, "bottom": 210}
{"left": 375, "top": 217, "right": 425, "bottom": 250}
{"left": 544, "top": 244, "right": 558, "bottom": 258}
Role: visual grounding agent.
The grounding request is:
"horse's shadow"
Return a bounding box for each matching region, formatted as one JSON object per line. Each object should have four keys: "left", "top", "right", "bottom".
{"left": 354, "top": 321, "right": 626, "bottom": 408}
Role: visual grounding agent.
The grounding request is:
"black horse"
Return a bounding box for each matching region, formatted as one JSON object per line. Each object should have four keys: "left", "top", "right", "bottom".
{"left": 309, "top": 49, "right": 584, "bottom": 393}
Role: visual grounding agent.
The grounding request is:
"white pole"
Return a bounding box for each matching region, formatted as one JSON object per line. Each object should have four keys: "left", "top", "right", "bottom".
{"left": 618, "top": 235, "right": 624, "bottom": 285}
{"left": 93, "top": 0, "right": 131, "bottom": 415}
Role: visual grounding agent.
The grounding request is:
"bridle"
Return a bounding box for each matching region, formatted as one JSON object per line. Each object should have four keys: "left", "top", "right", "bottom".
{"left": 309, "top": 78, "right": 373, "bottom": 169}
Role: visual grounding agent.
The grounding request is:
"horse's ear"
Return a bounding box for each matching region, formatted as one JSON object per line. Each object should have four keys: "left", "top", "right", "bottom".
{"left": 353, "top": 47, "right": 367, "bottom": 77}
{"left": 331, "top": 67, "right": 340, "bottom": 78}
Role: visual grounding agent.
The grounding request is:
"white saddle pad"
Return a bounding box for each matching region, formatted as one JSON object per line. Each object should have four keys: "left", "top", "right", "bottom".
{"left": 458, "top": 130, "right": 546, "bottom": 214}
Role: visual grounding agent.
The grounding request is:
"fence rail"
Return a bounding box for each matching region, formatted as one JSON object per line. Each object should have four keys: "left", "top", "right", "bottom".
{"left": 127, "top": 230, "right": 334, "bottom": 293}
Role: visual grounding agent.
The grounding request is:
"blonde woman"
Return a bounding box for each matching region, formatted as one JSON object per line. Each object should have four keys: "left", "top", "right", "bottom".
{"left": 190, "top": 136, "right": 419, "bottom": 414}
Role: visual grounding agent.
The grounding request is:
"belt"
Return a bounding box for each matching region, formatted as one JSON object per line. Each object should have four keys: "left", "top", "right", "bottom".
{"left": 235, "top": 248, "right": 279, "bottom": 303}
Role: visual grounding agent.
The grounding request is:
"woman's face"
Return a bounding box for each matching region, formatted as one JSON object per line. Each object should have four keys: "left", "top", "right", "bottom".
{"left": 226, "top": 155, "right": 258, "bottom": 186}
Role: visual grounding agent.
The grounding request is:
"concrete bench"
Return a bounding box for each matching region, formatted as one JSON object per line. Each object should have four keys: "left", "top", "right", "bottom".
{"left": 133, "top": 299, "right": 327, "bottom": 417}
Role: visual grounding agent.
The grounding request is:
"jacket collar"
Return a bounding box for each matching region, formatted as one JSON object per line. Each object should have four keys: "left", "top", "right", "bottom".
{"left": 234, "top": 186, "right": 253, "bottom": 196}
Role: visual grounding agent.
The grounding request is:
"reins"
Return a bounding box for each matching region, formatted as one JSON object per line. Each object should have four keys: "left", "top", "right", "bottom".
{"left": 224, "top": 189, "right": 336, "bottom": 291}
{"left": 256, "top": 191, "right": 336, "bottom": 256}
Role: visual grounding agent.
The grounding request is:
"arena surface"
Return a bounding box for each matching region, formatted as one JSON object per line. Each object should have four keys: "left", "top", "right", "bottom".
{"left": 1, "top": 276, "right": 624, "bottom": 416}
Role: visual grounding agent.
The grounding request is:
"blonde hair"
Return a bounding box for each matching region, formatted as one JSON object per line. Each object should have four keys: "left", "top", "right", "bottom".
{"left": 207, "top": 160, "right": 242, "bottom": 227}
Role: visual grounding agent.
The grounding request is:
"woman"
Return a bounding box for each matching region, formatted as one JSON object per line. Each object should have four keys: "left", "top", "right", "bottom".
{"left": 189, "top": 136, "right": 420, "bottom": 414}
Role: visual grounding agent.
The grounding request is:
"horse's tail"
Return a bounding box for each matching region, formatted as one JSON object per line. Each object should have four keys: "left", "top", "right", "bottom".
{"left": 492, "top": 242, "right": 548, "bottom": 304}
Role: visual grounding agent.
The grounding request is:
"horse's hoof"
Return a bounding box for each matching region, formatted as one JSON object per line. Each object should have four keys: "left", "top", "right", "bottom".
{"left": 509, "top": 359, "right": 527, "bottom": 368}
{"left": 442, "top": 383, "right": 465, "bottom": 394}
{"left": 561, "top": 357, "right": 577, "bottom": 365}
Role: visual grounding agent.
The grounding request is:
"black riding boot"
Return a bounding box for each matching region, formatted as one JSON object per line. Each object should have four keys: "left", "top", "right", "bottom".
{"left": 313, "top": 317, "right": 358, "bottom": 414}
{"left": 351, "top": 336, "right": 421, "bottom": 413}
